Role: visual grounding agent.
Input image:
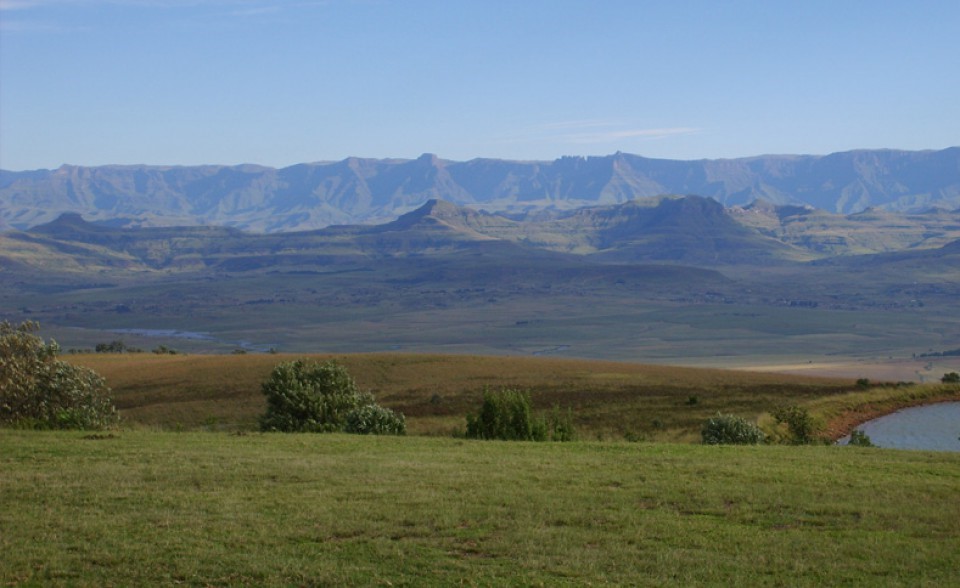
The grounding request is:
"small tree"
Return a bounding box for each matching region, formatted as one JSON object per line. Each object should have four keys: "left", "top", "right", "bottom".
{"left": 463, "top": 388, "right": 575, "bottom": 441}
{"left": 941, "top": 372, "right": 960, "bottom": 384}
{"left": 466, "top": 388, "right": 544, "bottom": 441}
{"left": 772, "top": 405, "right": 818, "bottom": 444}
{"left": 0, "top": 321, "right": 117, "bottom": 430}
{"left": 701, "top": 413, "right": 765, "bottom": 445}
{"left": 259, "top": 359, "right": 402, "bottom": 434}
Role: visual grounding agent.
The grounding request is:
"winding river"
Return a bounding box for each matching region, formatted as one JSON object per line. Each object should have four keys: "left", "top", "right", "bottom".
{"left": 840, "top": 402, "right": 960, "bottom": 452}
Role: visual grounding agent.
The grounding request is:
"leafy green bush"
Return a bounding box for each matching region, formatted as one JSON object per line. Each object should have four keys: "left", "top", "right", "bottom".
{"left": 466, "top": 388, "right": 539, "bottom": 440}
{"left": 344, "top": 404, "right": 406, "bottom": 435}
{"left": 259, "top": 359, "right": 403, "bottom": 435}
{"left": 772, "top": 405, "right": 818, "bottom": 444}
{"left": 465, "top": 389, "right": 575, "bottom": 442}
{"left": 941, "top": 372, "right": 960, "bottom": 384}
{"left": 701, "top": 413, "right": 765, "bottom": 445}
{"left": 260, "top": 359, "right": 373, "bottom": 432}
{"left": 0, "top": 321, "right": 118, "bottom": 430}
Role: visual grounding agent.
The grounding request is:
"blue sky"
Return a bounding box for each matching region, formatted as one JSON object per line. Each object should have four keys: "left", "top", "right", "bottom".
{"left": 1, "top": 0, "right": 958, "bottom": 170}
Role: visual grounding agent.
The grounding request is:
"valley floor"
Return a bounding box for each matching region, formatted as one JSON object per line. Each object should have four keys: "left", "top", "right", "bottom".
{"left": 703, "top": 357, "right": 960, "bottom": 384}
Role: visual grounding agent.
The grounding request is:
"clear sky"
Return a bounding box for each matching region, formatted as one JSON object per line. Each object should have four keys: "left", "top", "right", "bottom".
{"left": 1, "top": 0, "right": 958, "bottom": 170}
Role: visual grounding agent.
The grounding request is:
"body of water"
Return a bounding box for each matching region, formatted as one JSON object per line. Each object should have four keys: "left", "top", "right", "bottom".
{"left": 840, "top": 402, "right": 960, "bottom": 452}
{"left": 110, "top": 328, "right": 214, "bottom": 341}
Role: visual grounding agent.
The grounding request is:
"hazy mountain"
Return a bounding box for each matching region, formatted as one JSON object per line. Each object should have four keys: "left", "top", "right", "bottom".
{"left": 732, "top": 200, "right": 960, "bottom": 255}
{"left": 4, "top": 197, "right": 959, "bottom": 360}
{"left": 7, "top": 196, "right": 959, "bottom": 276}
{"left": 2, "top": 148, "right": 958, "bottom": 232}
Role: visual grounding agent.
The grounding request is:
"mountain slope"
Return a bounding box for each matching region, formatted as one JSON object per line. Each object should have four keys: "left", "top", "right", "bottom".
{"left": 4, "top": 199, "right": 959, "bottom": 362}
{"left": 733, "top": 200, "right": 960, "bottom": 255}
{"left": 2, "top": 200, "right": 553, "bottom": 272}
{"left": 2, "top": 148, "right": 958, "bottom": 232}
{"left": 8, "top": 196, "right": 959, "bottom": 273}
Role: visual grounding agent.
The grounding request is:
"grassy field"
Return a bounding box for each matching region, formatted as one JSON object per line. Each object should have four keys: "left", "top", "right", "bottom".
{"left": 2, "top": 430, "right": 958, "bottom": 586}
{"left": 5, "top": 354, "right": 958, "bottom": 585}
{"left": 68, "top": 352, "right": 869, "bottom": 440}
{"left": 65, "top": 352, "right": 960, "bottom": 442}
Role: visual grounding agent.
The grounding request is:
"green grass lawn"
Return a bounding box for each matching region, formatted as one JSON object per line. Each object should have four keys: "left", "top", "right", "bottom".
{"left": 2, "top": 430, "right": 958, "bottom": 586}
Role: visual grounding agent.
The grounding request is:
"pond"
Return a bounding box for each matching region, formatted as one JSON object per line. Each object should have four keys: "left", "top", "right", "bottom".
{"left": 839, "top": 402, "right": 960, "bottom": 452}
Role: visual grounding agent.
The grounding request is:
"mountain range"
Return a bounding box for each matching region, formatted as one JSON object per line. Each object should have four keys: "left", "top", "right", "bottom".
{"left": 2, "top": 148, "right": 958, "bottom": 232}
{"left": 5, "top": 196, "right": 960, "bottom": 273}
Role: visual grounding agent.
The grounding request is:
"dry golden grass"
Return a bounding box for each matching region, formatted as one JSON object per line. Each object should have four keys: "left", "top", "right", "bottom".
{"left": 69, "top": 352, "right": 857, "bottom": 440}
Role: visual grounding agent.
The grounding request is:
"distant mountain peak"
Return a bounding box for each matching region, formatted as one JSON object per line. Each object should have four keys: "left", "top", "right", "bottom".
{"left": 416, "top": 153, "right": 442, "bottom": 165}
{"left": 387, "top": 199, "right": 480, "bottom": 227}
{"left": 419, "top": 198, "right": 467, "bottom": 216}
{"left": 33, "top": 212, "right": 104, "bottom": 233}
{"left": 2, "top": 148, "right": 958, "bottom": 232}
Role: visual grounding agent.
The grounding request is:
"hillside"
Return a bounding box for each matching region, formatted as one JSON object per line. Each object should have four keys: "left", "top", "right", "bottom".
{"left": 7, "top": 196, "right": 959, "bottom": 271}
{"left": 2, "top": 197, "right": 959, "bottom": 363}
{"left": 2, "top": 148, "right": 958, "bottom": 232}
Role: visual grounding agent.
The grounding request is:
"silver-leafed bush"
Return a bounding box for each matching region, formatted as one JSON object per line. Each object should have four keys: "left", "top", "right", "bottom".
{"left": 701, "top": 413, "right": 765, "bottom": 445}
{"left": 0, "top": 321, "right": 118, "bottom": 430}
{"left": 344, "top": 404, "right": 406, "bottom": 435}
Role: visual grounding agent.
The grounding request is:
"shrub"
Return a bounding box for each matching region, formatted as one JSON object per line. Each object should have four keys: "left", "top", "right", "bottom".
{"left": 546, "top": 404, "right": 576, "bottom": 442}
{"left": 941, "top": 372, "right": 960, "bottom": 384}
{"left": 464, "top": 389, "right": 575, "bottom": 442}
{"left": 847, "top": 429, "right": 875, "bottom": 447}
{"left": 344, "top": 404, "right": 406, "bottom": 435}
{"left": 260, "top": 359, "right": 373, "bottom": 432}
{"left": 772, "top": 405, "right": 818, "bottom": 444}
{"left": 466, "top": 388, "right": 542, "bottom": 441}
{"left": 0, "top": 321, "right": 118, "bottom": 430}
{"left": 856, "top": 378, "right": 871, "bottom": 389}
{"left": 259, "top": 359, "right": 403, "bottom": 435}
{"left": 701, "top": 413, "right": 765, "bottom": 445}
{"left": 95, "top": 340, "right": 141, "bottom": 353}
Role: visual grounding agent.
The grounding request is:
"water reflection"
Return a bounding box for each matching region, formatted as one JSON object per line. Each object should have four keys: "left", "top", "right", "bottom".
{"left": 840, "top": 402, "right": 960, "bottom": 452}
